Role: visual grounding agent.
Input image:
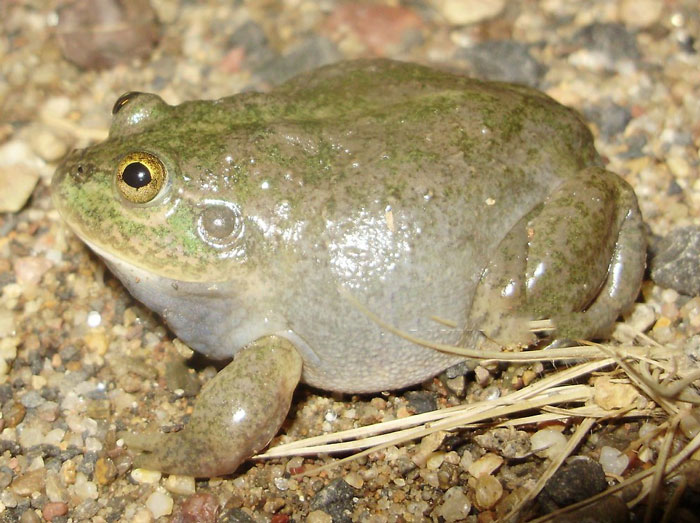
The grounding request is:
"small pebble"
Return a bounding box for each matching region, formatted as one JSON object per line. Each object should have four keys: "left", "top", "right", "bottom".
{"left": 431, "top": 0, "right": 504, "bottom": 25}
{"left": 530, "top": 429, "right": 567, "bottom": 460}
{"left": 10, "top": 468, "right": 45, "bottom": 497}
{"left": 467, "top": 453, "right": 504, "bottom": 478}
{"left": 164, "top": 474, "right": 196, "bottom": 495}
{"left": 474, "top": 474, "right": 503, "bottom": 510}
{"left": 94, "top": 457, "right": 118, "bottom": 485}
{"left": 178, "top": 492, "right": 218, "bottom": 522}
{"left": 412, "top": 430, "right": 447, "bottom": 467}
{"left": 344, "top": 471, "right": 364, "bottom": 489}
{"left": 436, "top": 486, "right": 471, "bottom": 522}
{"left": 307, "top": 511, "right": 333, "bottom": 523}
{"left": 599, "top": 446, "right": 630, "bottom": 476}
{"left": 131, "top": 468, "right": 162, "bottom": 484}
{"left": 42, "top": 501, "right": 69, "bottom": 521}
{"left": 146, "top": 489, "right": 173, "bottom": 519}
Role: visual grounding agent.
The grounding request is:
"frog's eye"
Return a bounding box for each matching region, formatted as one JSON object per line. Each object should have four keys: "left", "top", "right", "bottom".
{"left": 112, "top": 92, "right": 146, "bottom": 115}
{"left": 197, "top": 202, "right": 243, "bottom": 249}
{"left": 116, "top": 152, "right": 167, "bottom": 204}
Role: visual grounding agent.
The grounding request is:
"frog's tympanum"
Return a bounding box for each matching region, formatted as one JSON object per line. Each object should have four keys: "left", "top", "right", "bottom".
{"left": 52, "top": 59, "right": 646, "bottom": 476}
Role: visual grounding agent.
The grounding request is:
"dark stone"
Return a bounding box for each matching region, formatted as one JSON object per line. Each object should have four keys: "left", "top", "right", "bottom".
{"left": 78, "top": 451, "right": 98, "bottom": 476}
{"left": 404, "top": 390, "right": 438, "bottom": 413}
{"left": 310, "top": 478, "right": 358, "bottom": 523}
{"left": 583, "top": 99, "right": 631, "bottom": 139}
{"left": 547, "top": 494, "right": 629, "bottom": 523}
{"left": 0, "top": 440, "right": 21, "bottom": 456}
{"left": 574, "top": 23, "right": 640, "bottom": 62}
{"left": 444, "top": 360, "right": 473, "bottom": 379}
{"left": 19, "top": 390, "right": 43, "bottom": 409}
{"left": 619, "top": 133, "right": 647, "bottom": 159}
{"left": 227, "top": 20, "right": 275, "bottom": 67}
{"left": 0, "top": 383, "right": 12, "bottom": 404}
{"left": 257, "top": 36, "right": 342, "bottom": 84}
{"left": 539, "top": 456, "right": 607, "bottom": 511}
{"left": 650, "top": 226, "right": 700, "bottom": 296}
{"left": 456, "top": 40, "right": 546, "bottom": 87}
{"left": 25, "top": 444, "right": 62, "bottom": 460}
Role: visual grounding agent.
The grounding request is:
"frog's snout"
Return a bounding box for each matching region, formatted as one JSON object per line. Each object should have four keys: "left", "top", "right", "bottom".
{"left": 55, "top": 149, "right": 94, "bottom": 184}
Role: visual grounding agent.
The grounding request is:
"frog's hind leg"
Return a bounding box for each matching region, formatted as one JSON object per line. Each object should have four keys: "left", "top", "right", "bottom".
{"left": 123, "top": 336, "right": 302, "bottom": 477}
{"left": 467, "top": 167, "right": 646, "bottom": 347}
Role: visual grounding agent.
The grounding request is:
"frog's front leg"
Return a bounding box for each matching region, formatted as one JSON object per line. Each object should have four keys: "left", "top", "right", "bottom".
{"left": 123, "top": 336, "right": 302, "bottom": 477}
{"left": 468, "top": 167, "right": 646, "bottom": 347}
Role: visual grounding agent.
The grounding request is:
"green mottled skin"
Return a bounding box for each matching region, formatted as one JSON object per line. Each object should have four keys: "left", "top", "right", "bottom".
{"left": 52, "top": 59, "right": 646, "bottom": 476}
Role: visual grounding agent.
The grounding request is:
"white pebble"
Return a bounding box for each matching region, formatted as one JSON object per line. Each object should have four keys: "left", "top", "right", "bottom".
{"left": 467, "top": 453, "right": 503, "bottom": 478}
{"left": 530, "top": 429, "right": 567, "bottom": 460}
{"left": 433, "top": 0, "right": 505, "bottom": 25}
{"left": 131, "top": 468, "right": 162, "bottom": 484}
{"left": 475, "top": 474, "right": 503, "bottom": 510}
{"left": 146, "top": 489, "right": 173, "bottom": 519}
{"left": 164, "top": 474, "right": 196, "bottom": 496}
{"left": 87, "top": 311, "right": 102, "bottom": 328}
{"left": 599, "top": 446, "right": 629, "bottom": 476}
{"left": 437, "top": 486, "right": 471, "bottom": 522}
{"left": 73, "top": 472, "right": 98, "bottom": 500}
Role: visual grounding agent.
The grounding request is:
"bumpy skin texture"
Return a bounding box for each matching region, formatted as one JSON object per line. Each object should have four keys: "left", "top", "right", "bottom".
{"left": 123, "top": 337, "right": 301, "bottom": 476}
{"left": 52, "top": 59, "right": 646, "bottom": 475}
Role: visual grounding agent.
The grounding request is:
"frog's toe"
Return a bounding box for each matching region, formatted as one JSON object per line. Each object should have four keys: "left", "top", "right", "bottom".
{"left": 124, "top": 337, "right": 302, "bottom": 477}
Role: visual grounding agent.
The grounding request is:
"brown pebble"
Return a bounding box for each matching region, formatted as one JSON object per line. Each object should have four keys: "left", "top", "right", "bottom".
{"left": 56, "top": 0, "right": 160, "bottom": 70}
{"left": 176, "top": 492, "right": 219, "bottom": 523}
{"left": 94, "top": 457, "right": 118, "bottom": 485}
{"left": 42, "top": 502, "right": 69, "bottom": 521}
{"left": 3, "top": 400, "right": 26, "bottom": 428}
{"left": 10, "top": 468, "right": 46, "bottom": 497}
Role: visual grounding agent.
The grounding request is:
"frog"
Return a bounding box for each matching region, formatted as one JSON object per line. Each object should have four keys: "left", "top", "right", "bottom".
{"left": 52, "top": 58, "right": 646, "bottom": 477}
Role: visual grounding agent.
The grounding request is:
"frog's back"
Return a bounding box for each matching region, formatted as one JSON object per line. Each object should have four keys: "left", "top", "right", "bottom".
{"left": 225, "top": 60, "right": 603, "bottom": 393}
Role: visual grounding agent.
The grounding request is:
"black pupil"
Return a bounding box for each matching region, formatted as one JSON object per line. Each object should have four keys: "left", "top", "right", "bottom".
{"left": 122, "top": 162, "right": 152, "bottom": 189}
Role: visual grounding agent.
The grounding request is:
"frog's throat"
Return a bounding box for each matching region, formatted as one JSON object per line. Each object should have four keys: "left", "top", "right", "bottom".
{"left": 77, "top": 235, "right": 323, "bottom": 366}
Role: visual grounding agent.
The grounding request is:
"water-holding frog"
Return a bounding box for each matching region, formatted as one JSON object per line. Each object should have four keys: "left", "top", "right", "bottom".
{"left": 52, "top": 59, "right": 646, "bottom": 476}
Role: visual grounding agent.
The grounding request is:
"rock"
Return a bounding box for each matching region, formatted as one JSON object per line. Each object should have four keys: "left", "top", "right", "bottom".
{"left": 584, "top": 100, "right": 632, "bottom": 139}
{"left": 474, "top": 474, "right": 503, "bottom": 510}
{"left": 0, "top": 140, "right": 42, "bottom": 213}
{"left": 310, "top": 478, "right": 358, "bottom": 523}
{"left": 42, "top": 502, "right": 68, "bottom": 521}
{"left": 164, "top": 474, "right": 196, "bottom": 496}
{"left": 548, "top": 494, "right": 629, "bottom": 522}
{"left": 405, "top": 390, "right": 438, "bottom": 413}
{"left": 146, "top": 489, "right": 173, "bottom": 519}
{"left": 599, "top": 446, "right": 630, "bottom": 476}
{"left": 592, "top": 376, "right": 641, "bottom": 410}
{"left": 10, "top": 469, "right": 46, "bottom": 497}
{"left": 257, "top": 37, "right": 341, "bottom": 85}
{"left": 651, "top": 226, "right": 700, "bottom": 296}
{"left": 174, "top": 492, "right": 218, "bottom": 523}
{"left": 539, "top": 456, "right": 607, "bottom": 511}
{"left": 474, "top": 428, "right": 531, "bottom": 459}
{"left": 224, "top": 20, "right": 274, "bottom": 70}
{"left": 56, "top": 0, "right": 160, "bottom": 70}
{"left": 456, "top": 41, "right": 546, "bottom": 86}
{"left": 571, "top": 23, "right": 640, "bottom": 71}
{"left": 322, "top": 4, "right": 424, "bottom": 55}
{"left": 431, "top": 0, "right": 505, "bottom": 25}
{"left": 436, "top": 486, "right": 471, "bottom": 521}
{"left": 618, "top": 0, "right": 663, "bottom": 28}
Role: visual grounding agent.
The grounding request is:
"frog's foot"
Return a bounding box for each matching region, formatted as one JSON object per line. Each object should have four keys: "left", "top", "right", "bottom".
{"left": 467, "top": 167, "right": 646, "bottom": 347}
{"left": 122, "top": 336, "right": 302, "bottom": 477}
